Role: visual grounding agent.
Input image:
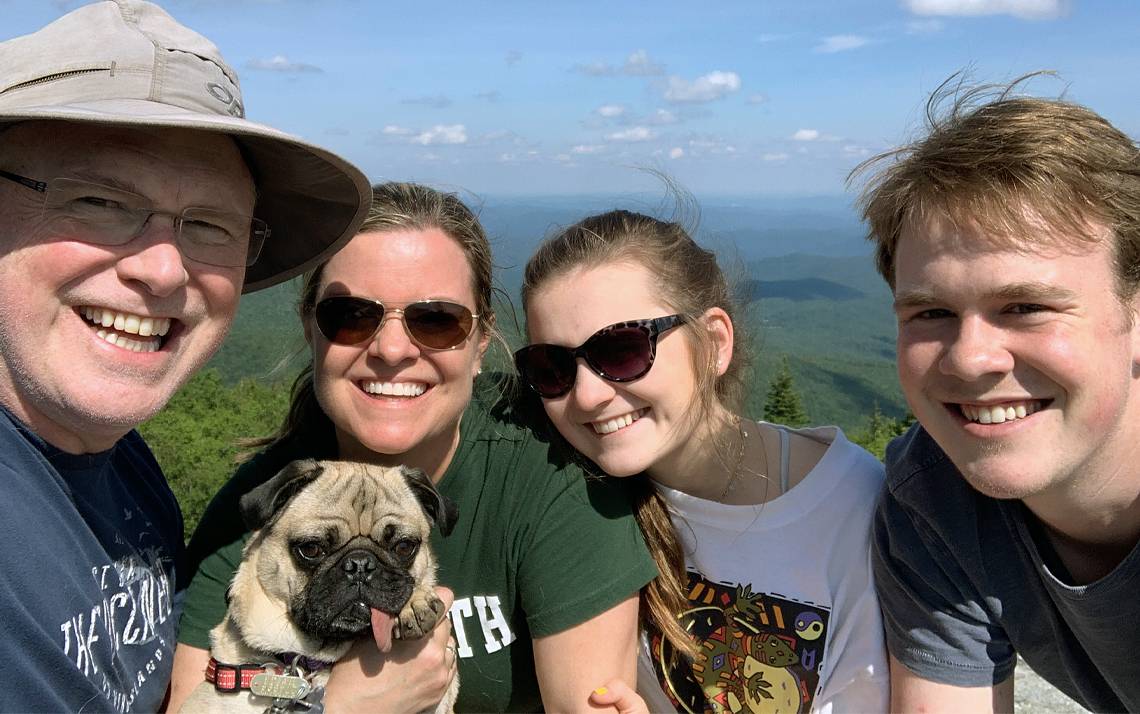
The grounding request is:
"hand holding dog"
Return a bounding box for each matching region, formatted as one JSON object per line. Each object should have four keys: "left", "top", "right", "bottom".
{"left": 324, "top": 586, "right": 458, "bottom": 714}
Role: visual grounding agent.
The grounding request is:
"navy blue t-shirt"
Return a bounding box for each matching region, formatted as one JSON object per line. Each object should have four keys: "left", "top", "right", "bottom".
{"left": 0, "top": 406, "right": 184, "bottom": 713}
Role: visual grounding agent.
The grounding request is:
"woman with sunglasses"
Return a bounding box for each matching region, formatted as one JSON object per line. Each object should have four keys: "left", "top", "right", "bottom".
{"left": 517, "top": 209, "right": 889, "bottom": 713}
{"left": 167, "top": 184, "right": 656, "bottom": 713}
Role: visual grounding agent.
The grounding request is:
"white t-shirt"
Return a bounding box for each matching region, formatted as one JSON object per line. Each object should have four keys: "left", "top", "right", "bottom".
{"left": 638, "top": 424, "right": 888, "bottom": 714}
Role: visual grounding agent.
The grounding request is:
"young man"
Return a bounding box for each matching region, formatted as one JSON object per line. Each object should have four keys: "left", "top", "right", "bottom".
{"left": 0, "top": 1, "right": 370, "bottom": 710}
{"left": 855, "top": 78, "right": 1140, "bottom": 712}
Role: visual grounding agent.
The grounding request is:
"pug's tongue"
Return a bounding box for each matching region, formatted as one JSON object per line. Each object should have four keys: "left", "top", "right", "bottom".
{"left": 370, "top": 608, "right": 395, "bottom": 653}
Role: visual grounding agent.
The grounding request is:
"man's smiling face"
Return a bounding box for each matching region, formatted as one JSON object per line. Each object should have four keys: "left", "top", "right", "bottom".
{"left": 0, "top": 121, "right": 254, "bottom": 452}
{"left": 893, "top": 211, "right": 1140, "bottom": 509}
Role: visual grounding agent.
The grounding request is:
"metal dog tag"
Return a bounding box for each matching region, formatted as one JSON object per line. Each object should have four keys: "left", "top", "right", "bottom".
{"left": 249, "top": 672, "right": 311, "bottom": 700}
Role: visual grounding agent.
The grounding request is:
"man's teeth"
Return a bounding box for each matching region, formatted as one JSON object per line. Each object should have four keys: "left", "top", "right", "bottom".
{"left": 592, "top": 410, "right": 643, "bottom": 435}
{"left": 362, "top": 381, "right": 427, "bottom": 397}
{"left": 81, "top": 307, "right": 171, "bottom": 337}
{"left": 960, "top": 401, "right": 1041, "bottom": 424}
{"left": 94, "top": 329, "right": 160, "bottom": 353}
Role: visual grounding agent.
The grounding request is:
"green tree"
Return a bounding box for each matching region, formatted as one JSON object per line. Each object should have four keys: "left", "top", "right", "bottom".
{"left": 850, "top": 404, "right": 916, "bottom": 461}
{"left": 139, "top": 369, "right": 290, "bottom": 538}
{"left": 763, "top": 358, "right": 809, "bottom": 427}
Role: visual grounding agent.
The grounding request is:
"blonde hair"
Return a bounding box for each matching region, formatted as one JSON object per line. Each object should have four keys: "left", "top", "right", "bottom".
{"left": 851, "top": 72, "right": 1140, "bottom": 301}
{"left": 520, "top": 209, "right": 750, "bottom": 661}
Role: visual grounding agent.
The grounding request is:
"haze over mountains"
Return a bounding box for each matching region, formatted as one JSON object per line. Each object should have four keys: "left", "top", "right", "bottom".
{"left": 210, "top": 195, "right": 904, "bottom": 433}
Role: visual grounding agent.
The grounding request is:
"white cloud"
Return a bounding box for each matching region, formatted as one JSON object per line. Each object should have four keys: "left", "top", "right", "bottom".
{"left": 664, "top": 71, "right": 741, "bottom": 103}
{"left": 382, "top": 125, "right": 413, "bottom": 136}
{"left": 474, "top": 90, "right": 501, "bottom": 102}
{"left": 575, "top": 49, "right": 666, "bottom": 77}
{"left": 669, "top": 147, "right": 684, "bottom": 159}
{"left": 685, "top": 136, "right": 738, "bottom": 156}
{"left": 815, "top": 35, "right": 870, "bottom": 53}
{"left": 843, "top": 144, "right": 871, "bottom": 157}
{"left": 606, "top": 126, "right": 655, "bottom": 142}
{"left": 792, "top": 128, "right": 820, "bottom": 141}
{"left": 246, "top": 55, "right": 322, "bottom": 73}
{"left": 904, "top": 0, "right": 1066, "bottom": 19}
{"left": 623, "top": 50, "right": 665, "bottom": 76}
{"left": 763, "top": 152, "right": 790, "bottom": 161}
{"left": 648, "top": 109, "right": 679, "bottom": 125}
{"left": 747, "top": 93, "right": 769, "bottom": 105}
{"left": 571, "top": 144, "right": 605, "bottom": 154}
{"left": 505, "top": 50, "right": 523, "bottom": 67}
{"left": 597, "top": 104, "right": 626, "bottom": 118}
{"left": 411, "top": 125, "right": 468, "bottom": 146}
{"left": 475, "top": 130, "right": 529, "bottom": 146}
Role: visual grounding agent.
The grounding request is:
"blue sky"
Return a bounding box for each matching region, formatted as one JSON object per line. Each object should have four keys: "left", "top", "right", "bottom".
{"left": 5, "top": 0, "right": 1138, "bottom": 197}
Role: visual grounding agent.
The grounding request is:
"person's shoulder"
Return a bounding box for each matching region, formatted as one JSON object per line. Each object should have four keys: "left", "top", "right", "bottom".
{"left": 465, "top": 372, "right": 579, "bottom": 469}
{"left": 883, "top": 423, "right": 956, "bottom": 489}
{"left": 879, "top": 423, "right": 986, "bottom": 527}
{"left": 0, "top": 408, "right": 47, "bottom": 474}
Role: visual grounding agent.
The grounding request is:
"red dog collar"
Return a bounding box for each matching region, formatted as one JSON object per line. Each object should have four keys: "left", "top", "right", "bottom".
{"left": 206, "top": 658, "right": 282, "bottom": 692}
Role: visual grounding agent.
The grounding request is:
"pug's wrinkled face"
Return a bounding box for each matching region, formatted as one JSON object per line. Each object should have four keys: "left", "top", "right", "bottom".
{"left": 230, "top": 459, "right": 455, "bottom": 658}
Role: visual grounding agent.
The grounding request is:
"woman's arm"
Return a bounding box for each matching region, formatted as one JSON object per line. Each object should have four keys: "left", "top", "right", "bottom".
{"left": 166, "top": 644, "right": 211, "bottom": 713}
{"left": 533, "top": 595, "right": 640, "bottom": 712}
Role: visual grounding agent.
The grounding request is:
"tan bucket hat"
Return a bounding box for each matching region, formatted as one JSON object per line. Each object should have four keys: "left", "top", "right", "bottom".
{"left": 0, "top": 0, "right": 371, "bottom": 293}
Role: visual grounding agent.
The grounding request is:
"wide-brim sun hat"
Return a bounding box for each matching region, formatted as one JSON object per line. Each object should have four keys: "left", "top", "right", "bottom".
{"left": 0, "top": 0, "right": 371, "bottom": 293}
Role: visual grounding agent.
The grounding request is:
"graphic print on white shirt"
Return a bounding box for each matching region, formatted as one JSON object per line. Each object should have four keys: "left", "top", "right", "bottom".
{"left": 650, "top": 572, "right": 830, "bottom": 714}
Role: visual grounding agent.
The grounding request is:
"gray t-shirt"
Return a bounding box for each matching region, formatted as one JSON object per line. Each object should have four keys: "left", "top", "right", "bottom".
{"left": 872, "top": 425, "right": 1139, "bottom": 713}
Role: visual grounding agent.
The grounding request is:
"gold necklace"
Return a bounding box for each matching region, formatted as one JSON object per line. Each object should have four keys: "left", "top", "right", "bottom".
{"left": 717, "top": 417, "right": 767, "bottom": 502}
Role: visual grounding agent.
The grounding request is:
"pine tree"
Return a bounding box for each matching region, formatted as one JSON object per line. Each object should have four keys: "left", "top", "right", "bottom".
{"left": 763, "top": 358, "right": 809, "bottom": 427}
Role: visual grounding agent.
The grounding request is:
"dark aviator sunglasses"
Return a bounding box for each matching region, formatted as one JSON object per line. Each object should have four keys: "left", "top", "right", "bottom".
{"left": 314, "top": 295, "right": 479, "bottom": 351}
{"left": 514, "top": 314, "right": 686, "bottom": 398}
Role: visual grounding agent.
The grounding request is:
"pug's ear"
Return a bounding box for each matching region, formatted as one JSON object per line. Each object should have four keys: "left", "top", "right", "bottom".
{"left": 240, "top": 459, "right": 325, "bottom": 531}
{"left": 400, "top": 467, "right": 459, "bottom": 537}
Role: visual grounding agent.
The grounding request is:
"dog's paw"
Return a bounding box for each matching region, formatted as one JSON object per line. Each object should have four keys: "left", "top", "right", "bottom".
{"left": 396, "top": 586, "right": 446, "bottom": 640}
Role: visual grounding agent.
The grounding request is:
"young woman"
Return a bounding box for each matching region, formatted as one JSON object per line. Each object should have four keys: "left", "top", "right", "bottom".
{"left": 517, "top": 210, "right": 889, "bottom": 713}
{"left": 167, "top": 184, "right": 656, "bottom": 713}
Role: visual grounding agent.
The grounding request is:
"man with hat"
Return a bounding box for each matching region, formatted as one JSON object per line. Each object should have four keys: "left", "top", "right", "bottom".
{"left": 0, "top": 1, "right": 370, "bottom": 710}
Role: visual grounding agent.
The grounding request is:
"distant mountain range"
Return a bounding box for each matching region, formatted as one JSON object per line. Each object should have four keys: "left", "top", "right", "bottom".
{"left": 209, "top": 196, "right": 905, "bottom": 433}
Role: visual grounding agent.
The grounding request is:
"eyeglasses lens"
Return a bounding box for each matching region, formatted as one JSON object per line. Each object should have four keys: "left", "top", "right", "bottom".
{"left": 403, "top": 302, "right": 473, "bottom": 350}
{"left": 315, "top": 297, "right": 382, "bottom": 344}
{"left": 586, "top": 327, "right": 653, "bottom": 380}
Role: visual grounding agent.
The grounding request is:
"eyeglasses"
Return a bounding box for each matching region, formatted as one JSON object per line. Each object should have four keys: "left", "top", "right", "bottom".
{"left": 0, "top": 170, "right": 269, "bottom": 268}
{"left": 514, "top": 315, "right": 686, "bottom": 398}
{"left": 314, "top": 295, "right": 480, "bottom": 351}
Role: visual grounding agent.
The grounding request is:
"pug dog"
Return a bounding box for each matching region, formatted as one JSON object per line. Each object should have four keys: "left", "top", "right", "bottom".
{"left": 181, "top": 459, "right": 459, "bottom": 713}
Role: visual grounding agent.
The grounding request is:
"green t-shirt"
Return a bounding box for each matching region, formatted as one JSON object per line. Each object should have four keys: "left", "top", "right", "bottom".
{"left": 178, "top": 379, "right": 656, "bottom": 712}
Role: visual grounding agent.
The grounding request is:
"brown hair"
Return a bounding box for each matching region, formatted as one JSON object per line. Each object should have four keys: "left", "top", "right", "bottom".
{"left": 249, "top": 181, "right": 502, "bottom": 452}
{"left": 850, "top": 72, "right": 1140, "bottom": 301}
{"left": 520, "top": 209, "right": 750, "bottom": 660}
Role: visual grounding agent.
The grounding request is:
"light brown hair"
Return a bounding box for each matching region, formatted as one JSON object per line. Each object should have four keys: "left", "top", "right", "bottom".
{"left": 850, "top": 73, "right": 1140, "bottom": 301}
{"left": 520, "top": 209, "right": 750, "bottom": 660}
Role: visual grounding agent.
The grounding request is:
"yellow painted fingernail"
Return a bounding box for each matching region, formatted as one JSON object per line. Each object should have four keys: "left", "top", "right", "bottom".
{"left": 594, "top": 687, "right": 608, "bottom": 695}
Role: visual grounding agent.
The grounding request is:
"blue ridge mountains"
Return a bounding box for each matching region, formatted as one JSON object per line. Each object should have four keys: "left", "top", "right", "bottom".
{"left": 208, "top": 195, "right": 905, "bottom": 434}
